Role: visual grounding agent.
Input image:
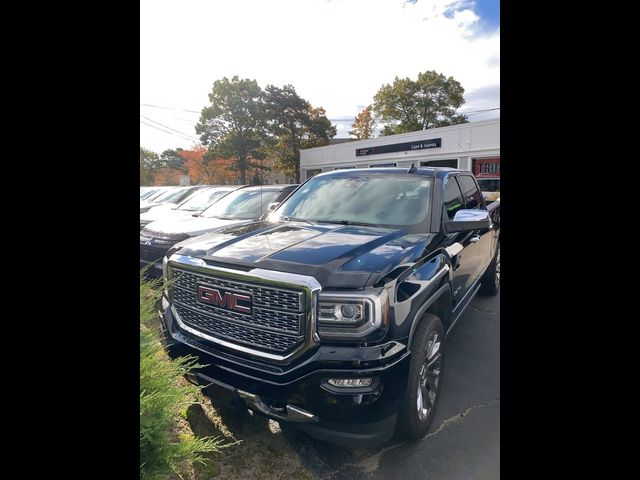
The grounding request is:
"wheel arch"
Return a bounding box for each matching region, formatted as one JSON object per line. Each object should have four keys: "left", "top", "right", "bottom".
{"left": 406, "top": 283, "right": 451, "bottom": 352}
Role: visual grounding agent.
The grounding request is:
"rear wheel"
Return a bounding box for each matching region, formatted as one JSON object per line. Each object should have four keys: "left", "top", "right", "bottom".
{"left": 398, "top": 313, "right": 444, "bottom": 439}
{"left": 480, "top": 243, "right": 500, "bottom": 295}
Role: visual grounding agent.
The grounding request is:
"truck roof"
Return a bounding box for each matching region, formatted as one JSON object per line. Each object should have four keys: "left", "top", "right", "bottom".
{"left": 314, "top": 166, "right": 463, "bottom": 179}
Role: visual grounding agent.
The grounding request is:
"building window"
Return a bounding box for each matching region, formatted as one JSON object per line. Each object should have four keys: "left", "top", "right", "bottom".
{"left": 306, "top": 169, "right": 322, "bottom": 180}
{"left": 420, "top": 159, "right": 458, "bottom": 168}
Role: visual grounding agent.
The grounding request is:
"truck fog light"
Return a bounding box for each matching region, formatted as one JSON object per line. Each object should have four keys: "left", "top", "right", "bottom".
{"left": 327, "top": 378, "right": 373, "bottom": 388}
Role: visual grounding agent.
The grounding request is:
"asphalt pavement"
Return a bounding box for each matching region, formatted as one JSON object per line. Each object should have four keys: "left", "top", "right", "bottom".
{"left": 280, "top": 292, "right": 501, "bottom": 480}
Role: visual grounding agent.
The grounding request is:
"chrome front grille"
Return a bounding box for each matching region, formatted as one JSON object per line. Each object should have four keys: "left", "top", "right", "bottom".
{"left": 175, "top": 308, "right": 303, "bottom": 352}
{"left": 172, "top": 287, "right": 304, "bottom": 333}
{"left": 140, "top": 244, "right": 168, "bottom": 263}
{"left": 173, "top": 269, "right": 303, "bottom": 312}
{"left": 140, "top": 229, "right": 190, "bottom": 248}
{"left": 140, "top": 230, "right": 190, "bottom": 263}
{"left": 171, "top": 267, "right": 308, "bottom": 354}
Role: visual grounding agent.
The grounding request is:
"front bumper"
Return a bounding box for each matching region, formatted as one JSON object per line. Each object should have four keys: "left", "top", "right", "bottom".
{"left": 159, "top": 295, "right": 410, "bottom": 448}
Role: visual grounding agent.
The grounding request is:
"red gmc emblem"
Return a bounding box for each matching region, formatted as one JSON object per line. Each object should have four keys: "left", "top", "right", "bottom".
{"left": 196, "top": 285, "right": 252, "bottom": 314}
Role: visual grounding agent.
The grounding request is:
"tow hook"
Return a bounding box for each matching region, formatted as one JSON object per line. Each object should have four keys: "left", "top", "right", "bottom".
{"left": 237, "top": 390, "right": 320, "bottom": 423}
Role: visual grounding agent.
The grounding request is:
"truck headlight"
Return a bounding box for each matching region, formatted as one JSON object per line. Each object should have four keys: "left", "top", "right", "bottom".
{"left": 318, "top": 301, "right": 366, "bottom": 325}
{"left": 317, "top": 290, "right": 388, "bottom": 340}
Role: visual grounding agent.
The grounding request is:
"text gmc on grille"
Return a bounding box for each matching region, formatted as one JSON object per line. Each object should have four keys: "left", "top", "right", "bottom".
{"left": 171, "top": 268, "right": 307, "bottom": 354}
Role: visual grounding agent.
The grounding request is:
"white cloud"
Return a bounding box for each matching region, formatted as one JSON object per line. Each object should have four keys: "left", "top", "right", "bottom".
{"left": 140, "top": 0, "right": 499, "bottom": 152}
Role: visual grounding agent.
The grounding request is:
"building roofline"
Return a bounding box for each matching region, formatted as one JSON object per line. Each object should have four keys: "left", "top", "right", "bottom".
{"left": 303, "top": 117, "right": 500, "bottom": 153}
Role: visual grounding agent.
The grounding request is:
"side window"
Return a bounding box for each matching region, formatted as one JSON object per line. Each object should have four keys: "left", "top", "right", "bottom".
{"left": 457, "top": 175, "right": 484, "bottom": 209}
{"left": 443, "top": 176, "right": 464, "bottom": 220}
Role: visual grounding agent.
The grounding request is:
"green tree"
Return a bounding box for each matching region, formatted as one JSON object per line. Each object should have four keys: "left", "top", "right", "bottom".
{"left": 264, "top": 85, "right": 336, "bottom": 182}
{"left": 373, "top": 70, "right": 468, "bottom": 136}
{"left": 349, "top": 105, "right": 376, "bottom": 139}
{"left": 303, "top": 106, "right": 337, "bottom": 150}
{"left": 159, "top": 149, "right": 187, "bottom": 173}
{"left": 140, "top": 146, "right": 160, "bottom": 186}
{"left": 196, "top": 77, "right": 269, "bottom": 184}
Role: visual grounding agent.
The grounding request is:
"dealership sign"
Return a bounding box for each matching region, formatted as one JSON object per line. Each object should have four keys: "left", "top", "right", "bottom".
{"left": 356, "top": 138, "right": 441, "bottom": 157}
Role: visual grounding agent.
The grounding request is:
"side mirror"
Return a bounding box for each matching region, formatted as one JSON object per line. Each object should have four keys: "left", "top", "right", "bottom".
{"left": 443, "top": 209, "right": 491, "bottom": 233}
{"left": 267, "top": 202, "right": 280, "bottom": 212}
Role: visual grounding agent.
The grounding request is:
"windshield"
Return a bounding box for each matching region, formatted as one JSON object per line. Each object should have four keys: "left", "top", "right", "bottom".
{"left": 177, "top": 188, "right": 233, "bottom": 212}
{"left": 140, "top": 188, "right": 160, "bottom": 199}
{"left": 144, "top": 188, "right": 169, "bottom": 201}
{"left": 152, "top": 187, "right": 191, "bottom": 203}
{"left": 274, "top": 174, "right": 433, "bottom": 228}
{"left": 202, "top": 188, "right": 282, "bottom": 220}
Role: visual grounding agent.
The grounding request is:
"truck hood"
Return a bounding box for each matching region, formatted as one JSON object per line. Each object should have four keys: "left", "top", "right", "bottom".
{"left": 145, "top": 216, "right": 255, "bottom": 236}
{"left": 173, "top": 221, "right": 433, "bottom": 289}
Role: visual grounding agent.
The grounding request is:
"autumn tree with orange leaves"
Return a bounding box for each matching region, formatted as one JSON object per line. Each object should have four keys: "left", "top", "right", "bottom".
{"left": 153, "top": 168, "right": 182, "bottom": 186}
{"left": 176, "top": 145, "right": 238, "bottom": 185}
{"left": 201, "top": 157, "right": 237, "bottom": 185}
{"left": 178, "top": 146, "right": 207, "bottom": 184}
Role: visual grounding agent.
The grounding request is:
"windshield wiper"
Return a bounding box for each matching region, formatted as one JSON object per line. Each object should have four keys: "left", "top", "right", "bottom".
{"left": 317, "top": 219, "right": 377, "bottom": 227}
{"left": 282, "top": 216, "right": 315, "bottom": 226}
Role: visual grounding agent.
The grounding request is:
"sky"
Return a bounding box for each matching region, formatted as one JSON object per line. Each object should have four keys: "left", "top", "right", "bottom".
{"left": 140, "top": 0, "right": 500, "bottom": 153}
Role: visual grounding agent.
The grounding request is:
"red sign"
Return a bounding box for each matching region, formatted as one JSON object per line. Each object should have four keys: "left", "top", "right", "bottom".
{"left": 474, "top": 157, "right": 500, "bottom": 178}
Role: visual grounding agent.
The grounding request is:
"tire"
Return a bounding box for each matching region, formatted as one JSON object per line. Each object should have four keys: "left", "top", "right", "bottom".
{"left": 480, "top": 242, "right": 500, "bottom": 296}
{"left": 398, "top": 313, "right": 445, "bottom": 439}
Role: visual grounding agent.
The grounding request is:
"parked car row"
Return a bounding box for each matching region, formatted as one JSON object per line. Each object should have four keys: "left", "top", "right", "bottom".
{"left": 140, "top": 184, "right": 298, "bottom": 275}
{"left": 140, "top": 185, "right": 239, "bottom": 230}
{"left": 140, "top": 185, "right": 207, "bottom": 213}
{"left": 145, "top": 167, "right": 501, "bottom": 448}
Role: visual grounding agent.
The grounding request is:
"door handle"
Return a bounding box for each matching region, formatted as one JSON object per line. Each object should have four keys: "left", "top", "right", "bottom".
{"left": 470, "top": 234, "right": 480, "bottom": 243}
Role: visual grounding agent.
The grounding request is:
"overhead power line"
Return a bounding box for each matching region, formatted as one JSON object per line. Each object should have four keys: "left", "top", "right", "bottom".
{"left": 140, "top": 114, "right": 198, "bottom": 141}
{"left": 140, "top": 120, "right": 194, "bottom": 143}
{"left": 141, "top": 103, "right": 201, "bottom": 114}
{"left": 140, "top": 119, "right": 196, "bottom": 143}
{"left": 330, "top": 107, "right": 500, "bottom": 123}
{"left": 141, "top": 103, "right": 499, "bottom": 131}
{"left": 460, "top": 107, "right": 500, "bottom": 116}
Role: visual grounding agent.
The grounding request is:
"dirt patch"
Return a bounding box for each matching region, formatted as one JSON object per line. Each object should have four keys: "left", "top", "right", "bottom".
{"left": 186, "top": 393, "right": 317, "bottom": 480}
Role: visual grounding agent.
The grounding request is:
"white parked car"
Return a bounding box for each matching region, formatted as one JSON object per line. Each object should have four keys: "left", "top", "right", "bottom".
{"left": 140, "top": 186, "right": 204, "bottom": 213}
{"left": 140, "top": 185, "right": 241, "bottom": 230}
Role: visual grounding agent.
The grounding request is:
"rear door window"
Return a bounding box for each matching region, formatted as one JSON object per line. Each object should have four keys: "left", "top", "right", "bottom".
{"left": 457, "top": 175, "right": 484, "bottom": 210}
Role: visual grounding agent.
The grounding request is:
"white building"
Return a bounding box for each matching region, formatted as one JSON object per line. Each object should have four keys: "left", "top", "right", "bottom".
{"left": 300, "top": 118, "right": 500, "bottom": 183}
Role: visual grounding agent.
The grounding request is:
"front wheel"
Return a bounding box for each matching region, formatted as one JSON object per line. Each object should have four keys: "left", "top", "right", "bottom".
{"left": 398, "top": 313, "right": 444, "bottom": 439}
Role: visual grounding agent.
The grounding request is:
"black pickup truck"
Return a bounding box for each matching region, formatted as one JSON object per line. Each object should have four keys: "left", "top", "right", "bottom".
{"left": 158, "top": 167, "right": 500, "bottom": 447}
